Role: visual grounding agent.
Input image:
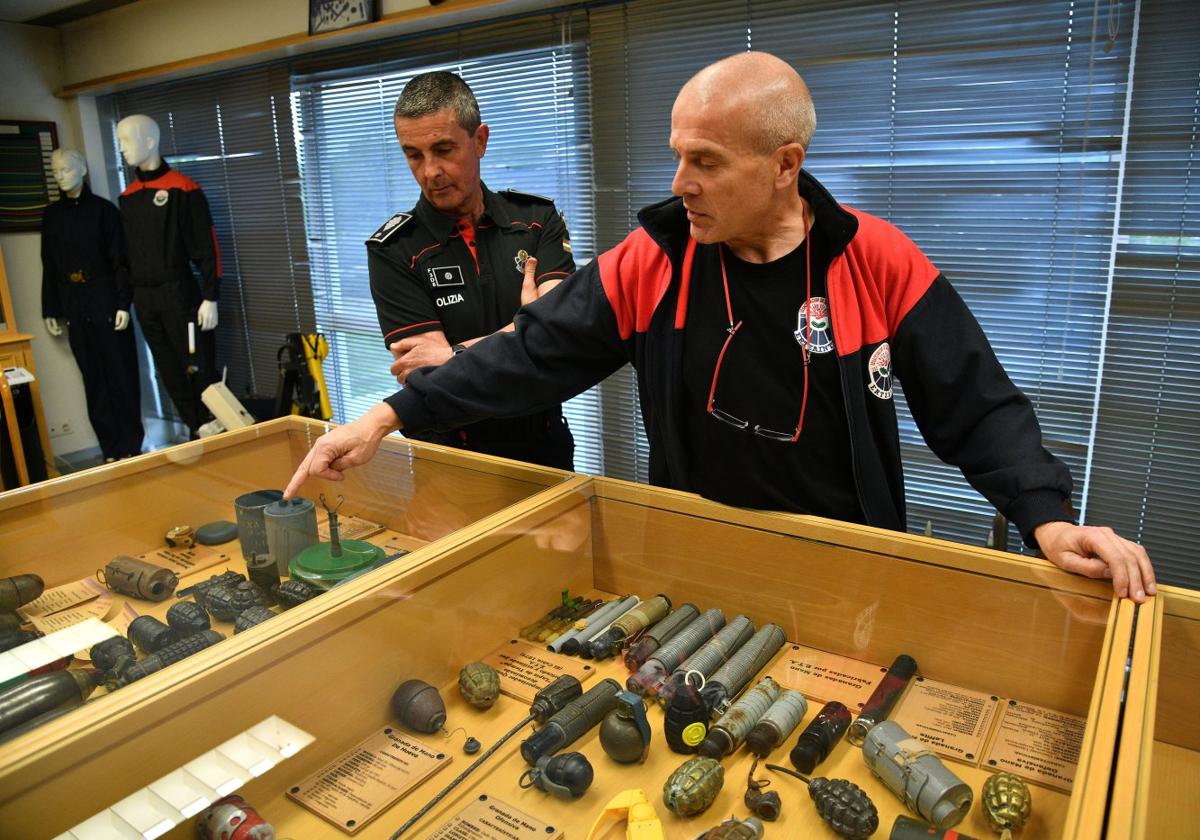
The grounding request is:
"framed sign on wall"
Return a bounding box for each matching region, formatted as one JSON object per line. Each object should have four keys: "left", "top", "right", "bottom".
{"left": 0, "top": 120, "right": 58, "bottom": 233}
{"left": 309, "top": 0, "right": 379, "bottom": 36}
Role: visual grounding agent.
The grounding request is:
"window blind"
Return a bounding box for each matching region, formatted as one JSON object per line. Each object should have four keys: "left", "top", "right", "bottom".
{"left": 110, "top": 64, "right": 314, "bottom": 410}
{"left": 290, "top": 11, "right": 609, "bottom": 472}
{"left": 590, "top": 0, "right": 1132, "bottom": 549}
{"left": 1084, "top": 0, "right": 1200, "bottom": 588}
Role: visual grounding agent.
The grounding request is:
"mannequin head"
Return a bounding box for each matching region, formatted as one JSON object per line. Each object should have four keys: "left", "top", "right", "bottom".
{"left": 50, "top": 148, "right": 87, "bottom": 197}
{"left": 116, "top": 114, "right": 162, "bottom": 170}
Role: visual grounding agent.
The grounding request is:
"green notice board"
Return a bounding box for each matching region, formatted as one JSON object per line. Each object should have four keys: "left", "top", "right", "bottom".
{"left": 0, "top": 120, "right": 59, "bottom": 233}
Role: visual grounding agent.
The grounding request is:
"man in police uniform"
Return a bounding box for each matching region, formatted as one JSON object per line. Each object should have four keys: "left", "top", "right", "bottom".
{"left": 365, "top": 71, "right": 576, "bottom": 470}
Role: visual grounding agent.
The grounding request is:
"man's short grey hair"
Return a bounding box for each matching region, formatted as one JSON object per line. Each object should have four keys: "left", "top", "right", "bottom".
{"left": 752, "top": 89, "right": 816, "bottom": 154}
{"left": 393, "top": 71, "right": 481, "bottom": 134}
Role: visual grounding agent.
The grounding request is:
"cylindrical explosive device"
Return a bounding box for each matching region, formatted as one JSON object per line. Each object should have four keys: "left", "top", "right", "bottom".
{"left": 263, "top": 497, "right": 318, "bottom": 575}
{"left": 746, "top": 689, "right": 808, "bottom": 757}
{"left": 99, "top": 556, "right": 178, "bottom": 601}
{"left": 699, "top": 676, "right": 782, "bottom": 758}
{"left": 848, "top": 654, "right": 917, "bottom": 746}
{"left": 700, "top": 623, "right": 786, "bottom": 715}
{"left": 791, "top": 701, "right": 852, "bottom": 773}
{"left": 889, "top": 815, "right": 980, "bottom": 840}
{"left": 585, "top": 595, "right": 671, "bottom": 660}
{"left": 0, "top": 669, "right": 98, "bottom": 735}
{"left": 521, "top": 677, "right": 622, "bottom": 764}
{"left": 625, "top": 602, "right": 699, "bottom": 670}
{"left": 552, "top": 595, "right": 640, "bottom": 655}
{"left": 628, "top": 608, "right": 725, "bottom": 696}
{"left": 106, "top": 630, "right": 224, "bottom": 690}
{"left": 862, "top": 720, "right": 973, "bottom": 829}
{"left": 0, "top": 574, "right": 44, "bottom": 611}
{"left": 128, "top": 615, "right": 179, "bottom": 654}
{"left": 659, "top": 615, "right": 755, "bottom": 705}
{"left": 234, "top": 489, "right": 284, "bottom": 562}
{"left": 246, "top": 553, "right": 281, "bottom": 605}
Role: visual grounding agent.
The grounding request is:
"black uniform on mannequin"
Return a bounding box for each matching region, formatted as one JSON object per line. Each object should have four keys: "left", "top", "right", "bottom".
{"left": 41, "top": 148, "right": 144, "bottom": 461}
{"left": 116, "top": 114, "right": 220, "bottom": 434}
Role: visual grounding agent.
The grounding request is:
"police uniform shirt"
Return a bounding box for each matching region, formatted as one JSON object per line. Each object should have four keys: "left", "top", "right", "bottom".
{"left": 367, "top": 184, "right": 575, "bottom": 348}
{"left": 41, "top": 185, "right": 132, "bottom": 322}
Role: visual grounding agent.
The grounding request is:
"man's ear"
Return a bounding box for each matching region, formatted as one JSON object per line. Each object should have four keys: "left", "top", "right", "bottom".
{"left": 775, "top": 142, "right": 806, "bottom": 189}
{"left": 475, "top": 123, "right": 490, "bottom": 158}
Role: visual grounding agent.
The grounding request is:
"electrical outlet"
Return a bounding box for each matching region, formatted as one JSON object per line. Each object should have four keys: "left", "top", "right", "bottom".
{"left": 49, "top": 420, "right": 72, "bottom": 437}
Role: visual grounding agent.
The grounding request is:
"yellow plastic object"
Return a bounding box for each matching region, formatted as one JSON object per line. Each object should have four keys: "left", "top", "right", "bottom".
{"left": 300, "top": 333, "right": 332, "bottom": 421}
{"left": 586, "top": 789, "right": 666, "bottom": 840}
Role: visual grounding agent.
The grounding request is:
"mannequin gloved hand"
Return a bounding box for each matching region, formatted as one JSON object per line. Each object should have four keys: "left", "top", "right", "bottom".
{"left": 114, "top": 310, "right": 130, "bottom": 331}
{"left": 44, "top": 317, "right": 63, "bottom": 337}
{"left": 197, "top": 299, "right": 218, "bottom": 331}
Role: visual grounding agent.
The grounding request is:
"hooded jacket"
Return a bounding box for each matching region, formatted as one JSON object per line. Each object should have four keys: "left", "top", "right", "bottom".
{"left": 387, "top": 170, "right": 1073, "bottom": 545}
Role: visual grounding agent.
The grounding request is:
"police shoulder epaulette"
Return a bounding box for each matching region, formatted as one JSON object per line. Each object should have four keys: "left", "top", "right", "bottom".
{"left": 499, "top": 188, "right": 554, "bottom": 205}
{"left": 366, "top": 212, "right": 413, "bottom": 246}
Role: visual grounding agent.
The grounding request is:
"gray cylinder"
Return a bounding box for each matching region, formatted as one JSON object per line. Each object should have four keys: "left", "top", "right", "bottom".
{"left": 699, "top": 676, "right": 782, "bottom": 758}
{"left": 861, "top": 720, "right": 973, "bottom": 829}
{"left": 746, "top": 689, "right": 808, "bottom": 757}
{"left": 234, "top": 489, "right": 284, "bottom": 562}
{"left": 263, "top": 497, "right": 318, "bottom": 574}
{"left": 660, "top": 615, "right": 754, "bottom": 703}
{"left": 704, "top": 623, "right": 787, "bottom": 715}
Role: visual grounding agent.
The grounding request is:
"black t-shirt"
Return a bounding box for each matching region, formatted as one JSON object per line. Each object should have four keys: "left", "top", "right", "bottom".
{"left": 681, "top": 230, "right": 864, "bottom": 522}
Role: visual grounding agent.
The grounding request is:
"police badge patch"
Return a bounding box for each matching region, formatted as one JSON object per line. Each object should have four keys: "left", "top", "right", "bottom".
{"left": 366, "top": 212, "right": 412, "bottom": 245}
{"left": 428, "top": 265, "right": 465, "bottom": 288}
{"left": 868, "top": 342, "right": 893, "bottom": 399}
{"left": 153, "top": 189, "right": 169, "bottom": 207}
{"left": 795, "top": 297, "right": 835, "bottom": 353}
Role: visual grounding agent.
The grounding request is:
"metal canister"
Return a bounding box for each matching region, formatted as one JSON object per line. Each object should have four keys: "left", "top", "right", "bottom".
{"left": 263, "top": 497, "right": 318, "bottom": 574}
{"left": 233, "top": 489, "right": 284, "bottom": 563}
{"left": 99, "top": 556, "right": 178, "bottom": 601}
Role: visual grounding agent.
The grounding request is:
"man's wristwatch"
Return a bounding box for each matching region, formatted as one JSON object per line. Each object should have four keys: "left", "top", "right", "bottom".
{"left": 451, "top": 343, "right": 467, "bottom": 356}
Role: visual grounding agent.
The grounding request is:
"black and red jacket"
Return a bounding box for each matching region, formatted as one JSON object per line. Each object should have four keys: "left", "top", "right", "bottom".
{"left": 387, "top": 171, "right": 1073, "bottom": 545}
{"left": 119, "top": 162, "right": 221, "bottom": 300}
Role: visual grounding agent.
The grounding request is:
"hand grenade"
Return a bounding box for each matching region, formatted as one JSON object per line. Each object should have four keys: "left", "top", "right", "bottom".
{"left": 807, "top": 777, "right": 879, "bottom": 840}
{"left": 697, "top": 816, "right": 765, "bottom": 839}
{"left": 982, "top": 772, "right": 1032, "bottom": 839}
{"left": 662, "top": 756, "right": 724, "bottom": 817}
{"left": 458, "top": 662, "right": 500, "bottom": 710}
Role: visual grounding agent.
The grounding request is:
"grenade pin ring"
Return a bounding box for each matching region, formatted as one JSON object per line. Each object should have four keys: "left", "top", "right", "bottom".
{"left": 684, "top": 669, "right": 707, "bottom": 690}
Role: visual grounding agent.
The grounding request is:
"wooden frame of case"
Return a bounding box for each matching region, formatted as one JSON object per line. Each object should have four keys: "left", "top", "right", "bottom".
{"left": 0, "top": 462, "right": 1134, "bottom": 838}
{"left": 1106, "top": 585, "right": 1200, "bottom": 838}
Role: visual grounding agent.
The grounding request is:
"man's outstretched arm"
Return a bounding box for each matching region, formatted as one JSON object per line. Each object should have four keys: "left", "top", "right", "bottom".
{"left": 285, "top": 403, "right": 400, "bottom": 498}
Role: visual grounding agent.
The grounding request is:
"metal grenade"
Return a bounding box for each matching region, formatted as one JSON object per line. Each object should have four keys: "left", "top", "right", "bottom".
{"left": 982, "top": 772, "right": 1032, "bottom": 839}
{"left": 391, "top": 679, "right": 446, "bottom": 733}
{"left": 234, "top": 606, "right": 276, "bottom": 633}
{"left": 807, "top": 777, "right": 880, "bottom": 840}
{"left": 275, "top": 578, "right": 318, "bottom": 609}
{"left": 166, "top": 601, "right": 211, "bottom": 636}
{"left": 662, "top": 756, "right": 724, "bottom": 817}
{"left": 599, "top": 691, "right": 651, "bottom": 764}
{"left": 458, "top": 662, "right": 500, "bottom": 710}
{"left": 697, "top": 816, "right": 765, "bottom": 840}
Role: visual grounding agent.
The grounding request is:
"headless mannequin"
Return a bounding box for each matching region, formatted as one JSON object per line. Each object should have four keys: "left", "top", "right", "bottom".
{"left": 116, "top": 115, "right": 217, "bottom": 330}
{"left": 40, "top": 147, "right": 144, "bottom": 460}
{"left": 44, "top": 150, "right": 130, "bottom": 336}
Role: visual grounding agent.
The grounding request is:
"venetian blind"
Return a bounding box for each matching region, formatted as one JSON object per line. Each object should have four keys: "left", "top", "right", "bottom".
{"left": 1084, "top": 0, "right": 1200, "bottom": 588}
{"left": 290, "top": 12, "right": 606, "bottom": 472}
{"left": 110, "top": 63, "right": 314, "bottom": 407}
{"left": 590, "top": 0, "right": 1132, "bottom": 547}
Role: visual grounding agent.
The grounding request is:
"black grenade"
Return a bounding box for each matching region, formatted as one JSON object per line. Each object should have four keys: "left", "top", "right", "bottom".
{"left": 391, "top": 680, "right": 446, "bottom": 733}
{"left": 233, "top": 606, "right": 276, "bottom": 634}
{"left": 127, "top": 616, "right": 178, "bottom": 654}
{"left": 698, "top": 817, "right": 765, "bottom": 840}
{"left": 457, "top": 662, "right": 500, "bottom": 710}
{"left": 808, "top": 777, "right": 879, "bottom": 839}
{"left": 203, "top": 581, "right": 268, "bottom": 622}
{"left": 275, "top": 579, "right": 318, "bottom": 609}
{"left": 89, "top": 636, "right": 135, "bottom": 673}
{"left": 166, "top": 601, "right": 211, "bottom": 636}
{"left": 663, "top": 756, "right": 724, "bottom": 817}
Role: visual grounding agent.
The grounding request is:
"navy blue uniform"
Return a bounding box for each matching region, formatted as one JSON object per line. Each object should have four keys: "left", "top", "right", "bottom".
{"left": 41, "top": 186, "right": 143, "bottom": 459}
{"left": 367, "top": 185, "right": 575, "bottom": 469}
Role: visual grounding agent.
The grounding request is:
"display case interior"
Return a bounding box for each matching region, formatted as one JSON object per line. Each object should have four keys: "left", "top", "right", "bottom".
{"left": 0, "top": 475, "right": 1131, "bottom": 839}
{"left": 1108, "top": 586, "right": 1200, "bottom": 838}
{"left": 0, "top": 417, "right": 572, "bottom": 773}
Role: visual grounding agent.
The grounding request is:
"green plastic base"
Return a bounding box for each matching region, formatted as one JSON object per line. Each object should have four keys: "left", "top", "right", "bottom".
{"left": 289, "top": 539, "right": 387, "bottom": 590}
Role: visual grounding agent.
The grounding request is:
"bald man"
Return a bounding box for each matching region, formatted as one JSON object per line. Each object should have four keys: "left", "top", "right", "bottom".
{"left": 288, "top": 52, "right": 1155, "bottom": 602}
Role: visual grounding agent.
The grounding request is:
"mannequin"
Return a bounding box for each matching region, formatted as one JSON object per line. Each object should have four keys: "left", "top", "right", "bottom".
{"left": 40, "top": 148, "right": 144, "bottom": 460}
{"left": 117, "top": 114, "right": 221, "bottom": 433}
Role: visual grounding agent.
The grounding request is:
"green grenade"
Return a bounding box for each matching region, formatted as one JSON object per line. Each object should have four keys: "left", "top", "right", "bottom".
{"left": 982, "top": 772, "right": 1032, "bottom": 839}
{"left": 663, "top": 756, "right": 724, "bottom": 817}
{"left": 458, "top": 662, "right": 500, "bottom": 710}
{"left": 697, "top": 817, "right": 765, "bottom": 840}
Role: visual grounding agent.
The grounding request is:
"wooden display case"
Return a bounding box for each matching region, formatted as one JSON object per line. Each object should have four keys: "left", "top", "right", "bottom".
{"left": 1107, "top": 585, "right": 1200, "bottom": 838}
{"left": 0, "top": 470, "right": 1136, "bottom": 839}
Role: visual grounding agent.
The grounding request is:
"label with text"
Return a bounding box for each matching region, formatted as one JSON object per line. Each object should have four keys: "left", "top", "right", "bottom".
{"left": 138, "top": 544, "right": 232, "bottom": 576}
{"left": 428, "top": 795, "right": 561, "bottom": 840}
{"left": 768, "top": 645, "right": 885, "bottom": 709}
{"left": 29, "top": 591, "right": 115, "bottom": 634}
{"left": 480, "top": 640, "right": 595, "bottom": 704}
{"left": 287, "top": 728, "right": 450, "bottom": 834}
{"left": 318, "top": 513, "right": 384, "bottom": 543}
{"left": 893, "top": 677, "right": 999, "bottom": 764}
{"left": 982, "top": 700, "right": 1084, "bottom": 791}
{"left": 18, "top": 576, "right": 106, "bottom": 619}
